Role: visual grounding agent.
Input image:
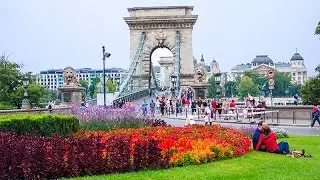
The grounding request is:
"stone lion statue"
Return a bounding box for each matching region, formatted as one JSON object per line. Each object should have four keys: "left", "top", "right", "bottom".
{"left": 194, "top": 65, "right": 206, "bottom": 83}
{"left": 63, "top": 66, "right": 80, "bottom": 86}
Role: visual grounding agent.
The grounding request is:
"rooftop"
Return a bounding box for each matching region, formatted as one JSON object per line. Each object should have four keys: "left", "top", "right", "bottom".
{"left": 232, "top": 63, "right": 251, "bottom": 69}
{"left": 128, "top": 6, "right": 194, "bottom": 12}
{"left": 40, "top": 68, "right": 127, "bottom": 74}
{"left": 252, "top": 55, "right": 274, "bottom": 65}
{"left": 275, "top": 62, "right": 292, "bottom": 68}
{"left": 290, "top": 52, "right": 304, "bottom": 61}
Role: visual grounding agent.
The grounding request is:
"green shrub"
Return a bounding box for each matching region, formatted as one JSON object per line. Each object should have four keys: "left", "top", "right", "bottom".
{"left": 0, "top": 114, "right": 79, "bottom": 137}
{"left": 0, "top": 103, "right": 12, "bottom": 110}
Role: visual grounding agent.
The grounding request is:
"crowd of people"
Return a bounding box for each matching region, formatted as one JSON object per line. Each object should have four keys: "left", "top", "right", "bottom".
{"left": 139, "top": 93, "right": 268, "bottom": 123}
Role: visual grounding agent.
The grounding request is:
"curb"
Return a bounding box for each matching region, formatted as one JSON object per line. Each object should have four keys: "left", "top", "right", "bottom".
{"left": 162, "top": 116, "right": 311, "bottom": 127}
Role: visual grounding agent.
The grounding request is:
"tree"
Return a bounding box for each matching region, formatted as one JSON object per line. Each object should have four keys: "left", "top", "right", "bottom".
{"left": 238, "top": 76, "right": 259, "bottom": 100}
{"left": 315, "top": 21, "right": 320, "bottom": 35}
{"left": 272, "top": 72, "right": 292, "bottom": 97}
{"left": 287, "top": 84, "right": 301, "bottom": 97}
{"left": 80, "top": 80, "right": 89, "bottom": 91}
{"left": 0, "top": 55, "right": 21, "bottom": 104}
{"left": 0, "top": 54, "right": 48, "bottom": 108}
{"left": 89, "top": 77, "right": 100, "bottom": 99}
{"left": 300, "top": 76, "right": 320, "bottom": 105}
{"left": 244, "top": 70, "right": 268, "bottom": 88}
{"left": 10, "top": 83, "right": 47, "bottom": 108}
{"left": 224, "top": 81, "right": 237, "bottom": 97}
{"left": 80, "top": 79, "right": 89, "bottom": 99}
{"left": 316, "top": 65, "right": 320, "bottom": 73}
{"left": 207, "top": 76, "right": 218, "bottom": 98}
{"left": 106, "top": 80, "right": 117, "bottom": 93}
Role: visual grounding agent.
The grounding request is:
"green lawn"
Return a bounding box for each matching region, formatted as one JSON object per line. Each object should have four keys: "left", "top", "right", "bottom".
{"left": 70, "top": 136, "right": 320, "bottom": 180}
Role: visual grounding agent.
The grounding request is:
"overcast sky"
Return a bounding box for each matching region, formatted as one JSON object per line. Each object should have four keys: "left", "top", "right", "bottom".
{"left": 1, "top": 0, "right": 319, "bottom": 76}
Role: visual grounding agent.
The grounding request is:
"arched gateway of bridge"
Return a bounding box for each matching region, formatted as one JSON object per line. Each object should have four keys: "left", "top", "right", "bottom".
{"left": 116, "top": 6, "right": 207, "bottom": 102}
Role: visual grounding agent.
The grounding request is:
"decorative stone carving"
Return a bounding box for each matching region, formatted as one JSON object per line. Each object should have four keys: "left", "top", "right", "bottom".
{"left": 63, "top": 66, "right": 80, "bottom": 86}
{"left": 58, "top": 66, "right": 84, "bottom": 106}
{"left": 194, "top": 65, "right": 206, "bottom": 83}
{"left": 154, "top": 29, "right": 167, "bottom": 47}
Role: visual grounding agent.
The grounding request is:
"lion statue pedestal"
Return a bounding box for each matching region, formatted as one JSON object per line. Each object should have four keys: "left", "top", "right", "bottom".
{"left": 57, "top": 66, "right": 85, "bottom": 106}
{"left": 191, "top": 64, "right": 208, "bottom": 99}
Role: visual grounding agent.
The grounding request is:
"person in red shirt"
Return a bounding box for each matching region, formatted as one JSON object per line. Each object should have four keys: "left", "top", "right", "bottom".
{"left": 255, "top": 125, "right": 290, "bottom": 154}
{"left": 211, "top": 99, "right": 217, "bottom": 111}
{"left": 311, "top": 104, "right": 320, "bottom": 128}
{"left": 229, "top": 100, "right": 236, "bottom": 119}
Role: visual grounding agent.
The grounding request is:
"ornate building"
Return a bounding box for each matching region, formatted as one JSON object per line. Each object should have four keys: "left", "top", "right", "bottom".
{"left": 231, "top": 51, "right": 307, "bottom": 84}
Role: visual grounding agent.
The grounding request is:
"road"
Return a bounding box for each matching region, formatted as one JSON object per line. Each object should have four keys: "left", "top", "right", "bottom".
{"left": 133, "top": 99, "right": 320, "bottom": 136}
{"left": 159, "top": 116, "right": 320, "bottom": 136}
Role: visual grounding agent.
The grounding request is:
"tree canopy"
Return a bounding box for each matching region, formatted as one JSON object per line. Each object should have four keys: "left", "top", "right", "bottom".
{"left": 272, "top": 72, "right": 292, "bottom": 97}
{"left": 315, "top": 21, "right": 320, "bottom": 35}
{"left": 237, "top": 76, "right": 259, "bottom": 100}
{"left": 0, "top": 55, "right": 48, "bottom": 109}
{"left": 301, "top": 68, "right": 320, "bottom": 105}
{"left": 207, "top": 76, "right": 218, "bottom": 98}
{"left": 88, "top": 77, "right": 100, "bottom": 99}
{"left": 106, "top": 80, "right": 117, "bottom": 93}
{"left": 224, "top": 81, "right": 237, "bottom": 97}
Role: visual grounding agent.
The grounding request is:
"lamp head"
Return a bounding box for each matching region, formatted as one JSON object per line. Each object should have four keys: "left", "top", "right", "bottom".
{"left": 104, "top": 53, "right": 111, "bottom": 58}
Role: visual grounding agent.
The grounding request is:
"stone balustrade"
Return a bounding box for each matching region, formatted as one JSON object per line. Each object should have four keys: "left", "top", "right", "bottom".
{"left": 266, "top": 106, "right": 313, "bottom": 120}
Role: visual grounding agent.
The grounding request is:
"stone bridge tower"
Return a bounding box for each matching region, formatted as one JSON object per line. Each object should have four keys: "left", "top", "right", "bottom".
{"left": 123, "top": 6, "right": 198, "bottom": 93}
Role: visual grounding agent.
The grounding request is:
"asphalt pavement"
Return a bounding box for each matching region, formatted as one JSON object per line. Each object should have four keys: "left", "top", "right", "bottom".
{"left": 159, "top": 115, "right": 320, "bottom": 136}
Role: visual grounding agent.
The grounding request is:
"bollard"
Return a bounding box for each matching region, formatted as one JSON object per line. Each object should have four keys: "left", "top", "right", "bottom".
{"left": 292, "top": 111, "right": 295, "bottom": 124}
{"left": 236, "top": 108, "right": 239, "bottom": 121}
{"left": 276, "top": 110, "right": 279, "bottom": 124}
{"left": 215, "top": 109, "right": 217, "bottom": 121}
{"left": 198, "top": 108, "right": 200, "bottom": 119}
{"left": 176, "top": 106, "right": 177, "bottom": 117}
{"left": 186, "top": 107, "right": 188, "bottom": 118}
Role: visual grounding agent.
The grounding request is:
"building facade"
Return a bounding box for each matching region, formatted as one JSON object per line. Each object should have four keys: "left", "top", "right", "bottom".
{"left": 231, "top": 51, "right": 307, "bottom": 84}
{"left": 37, "top": 68, "right": 127, "bottom": 90}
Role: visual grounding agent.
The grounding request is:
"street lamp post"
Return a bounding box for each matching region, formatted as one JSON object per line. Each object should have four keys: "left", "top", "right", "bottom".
{"left": 171, "top": 75, "right": 177, "bottom": 98}
{"left": 21, "top": 76, "right": 30, "bottom": 109}
{"left": 102, "top": 46, "right": 111, "bottom": 107}
{"left": 214, "top": 73, "right": 221, "bottom": 98}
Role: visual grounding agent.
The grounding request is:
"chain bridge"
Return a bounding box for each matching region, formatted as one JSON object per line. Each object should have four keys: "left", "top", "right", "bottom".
{"left": 113, "top": 6, "right": 206, "bottom": 104}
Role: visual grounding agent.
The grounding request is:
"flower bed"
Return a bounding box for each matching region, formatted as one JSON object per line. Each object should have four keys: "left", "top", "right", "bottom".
{"left": 84, "top": 125, "right": 251, "bottom": 167}
{"left": 59, "top": 106, "right": 163, "bottom": 131}
{"left": 0, "top": 125, "right": 250, "bottom": 179}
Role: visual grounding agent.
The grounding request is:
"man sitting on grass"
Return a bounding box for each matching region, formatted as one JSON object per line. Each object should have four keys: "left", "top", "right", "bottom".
{"left": 252, "top": 121, "right": 266, "bottom": 151}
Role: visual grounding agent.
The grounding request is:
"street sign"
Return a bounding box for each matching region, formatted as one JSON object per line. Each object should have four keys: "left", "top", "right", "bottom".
{"left": 268, "top": 70, "right": 274, "bottom": 79}
{"left": 269, "top": 79, "right": 275, "bottom": 86}
{"left": 269, "top": 85, "right": 274, "bottom": 90}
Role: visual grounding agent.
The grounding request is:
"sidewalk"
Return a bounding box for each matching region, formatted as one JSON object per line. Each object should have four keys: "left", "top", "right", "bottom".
{"left": 160, "top": 114, "right": 319, "bottom": 127}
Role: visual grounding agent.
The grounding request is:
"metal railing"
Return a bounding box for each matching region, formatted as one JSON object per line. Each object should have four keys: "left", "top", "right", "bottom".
{"left": 153, "top": 105, "right": 314, "bottom": 126}
{"left": 113, "top": 88, "right": 156, "bottom": 107}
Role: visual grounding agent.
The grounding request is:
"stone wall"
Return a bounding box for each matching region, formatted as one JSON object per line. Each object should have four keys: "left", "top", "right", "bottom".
{"left": 267, "top": 106, "right": 313, "bottom": 120}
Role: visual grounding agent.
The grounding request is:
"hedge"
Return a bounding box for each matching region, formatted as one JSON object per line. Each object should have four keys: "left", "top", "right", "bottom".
{"left": 0, "top": 132, "right": 169, "bottom": 179}
{"left": 0, "top": 114, "right": 79, "bottom": 137}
